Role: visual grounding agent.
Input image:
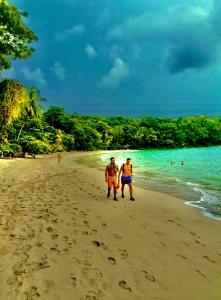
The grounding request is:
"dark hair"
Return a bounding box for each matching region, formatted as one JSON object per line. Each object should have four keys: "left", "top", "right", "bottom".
{"left": 126, "top": 158, "right": 131, "bottom": 161}
{"left": 110, "top": 157, "right": 115, "bottom": 160}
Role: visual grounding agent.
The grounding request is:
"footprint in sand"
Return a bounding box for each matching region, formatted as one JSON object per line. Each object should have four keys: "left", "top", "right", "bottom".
{"left": 177, "top": 254, "right": 188, "bottom": 260}
{"left": 22, "top": 286, "right": 40, "bottom": 299}
{"left": 83, "top": 220, "right": 90, "bottom": 227}
{"left": 195, "top": 240, "right": 205, "bottom": 247}
{"left": 154, "top": 231, "right": 165, "bottom": 237}
{"left": 70, "top": 274, "right": 77, "bottom": 287}
{"left": 129, "top": 214, "right": 136, "bottom": 219}
{"left": 43, "top": 279, "right": 55, "bottom": 292}
{"left": 63, "top": 236, "right": 69, "bottom": 242}
{"left": 92, "top": 241, "right": 107, "bottom": 250}
{"left": 108, "top": 257, "right": 116, "bottom": 265}
{"left": 119, "top": 249, "right": 128, "bottom": 259}
{"left": 142, "top": 270, "right": 156, "bottom": 282}
{"left": 82, "top": 231, "right": 89, "bottom": 236}
{"left": 203, "top": 255, "right": 216, "bottom": 264}
{"left": 46, "top": 226, "right": 54, "bottom": 233}
{"left": 195, "top": 269, "right": 207, "bottom": 279}
{"left": 160, "top": 241, "right": 167, "bottom": 248}
{"left": 85, "top": 290, "right": 98, "bottom": 300}
{"left": 190, "top": 231, "right": 200, "bottom": 239}
{"left": 118, "top": 280, "right": 132, "bottom": 292}
{"left": 113, "top": 234, "right": 122, "bottom": 240}
{"left": 101, "top": 223, "right": 107, "bottom": 229}
{"left": 50, "top": 246, "right": 61, "bottom": 255}
{"left": 142, "top": 223, "right": 149, "bottom": 229}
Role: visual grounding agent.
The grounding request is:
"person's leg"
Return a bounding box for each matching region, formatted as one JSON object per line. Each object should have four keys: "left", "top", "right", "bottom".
{"left": 113, "top": 188, "right": 117, "bottom": 200}
{"left": 113, "top": 178, "right": 118, "bottom": 200}
{"left": 121, "top": 183, "right": 125, "bottom": 197}
{"left": 107, "top": 177, "right": 111, "bottom": 197}
{"left": 107, "top": 187, "right": 111, "bottom": 197}
{"left": 129, "top": 183, "right": 135, "bottom": 201}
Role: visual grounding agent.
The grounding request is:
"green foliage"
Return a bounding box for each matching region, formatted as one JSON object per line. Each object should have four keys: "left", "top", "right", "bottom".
{"left": 0, "top": 80, "right": 220, "bottom": 154}
{"left": 54, "top": 129, "right": 63, "bottom": 151}
{"left": 0, "top": 142, "right": 22, "bottom": 155}
{"left": 62, "top": 133, "right": 75, "bottom": 151}
{"left": 0, "top": 0, "right": 37, "bottom": 72}
{"left": 22, "top": 87, "right": 45, "bottom": 119}
{"left": 0, "top": 79, "right": 27, "bottom": 129}
{"left": 20, "top": 136, "right": 52, "bottom": 154}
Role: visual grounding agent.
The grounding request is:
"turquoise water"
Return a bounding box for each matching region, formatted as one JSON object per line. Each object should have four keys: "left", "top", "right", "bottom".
{"left": 82, "top": 146, "right": 221, "bottom": 220}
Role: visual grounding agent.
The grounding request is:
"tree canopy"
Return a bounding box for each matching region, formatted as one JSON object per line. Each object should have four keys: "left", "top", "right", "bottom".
{"left": 0, "top": 0, "right": 37, "bottom": 72}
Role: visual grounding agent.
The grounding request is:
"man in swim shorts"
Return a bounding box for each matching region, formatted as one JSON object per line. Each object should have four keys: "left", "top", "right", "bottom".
{"left": 119, "top": 158, "right": 135, "bottom": 201}
{"left": 105, "top": 157, "right": 119, "bottom": 201}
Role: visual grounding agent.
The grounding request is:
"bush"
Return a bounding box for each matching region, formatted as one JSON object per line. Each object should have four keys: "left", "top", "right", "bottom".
{"left": 24, "top": 139, "right": 53, "bottom": 154}
{"left": 62, "top": 134, "right": 75, "bottom": 151}
{"left": 0, "top": 143, "right": 22, "bottom": 156}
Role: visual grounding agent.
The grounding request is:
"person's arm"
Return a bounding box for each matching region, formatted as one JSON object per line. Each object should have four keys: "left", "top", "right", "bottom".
{"left": 105, "top": 166, "right": 108, "bottom": 182}
{"left": 118, "top": 166, "right": 122, "bottom": 181}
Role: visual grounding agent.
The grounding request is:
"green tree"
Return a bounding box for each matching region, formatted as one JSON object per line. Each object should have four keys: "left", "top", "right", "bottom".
{"left": 0, "top": 0, "right": 37, "bottom": 72}
{"left": 44, "top": 106, "right": 73, "bottom": 133}
{"left": 95, "top": 120, "right": 113, "bottom": 149}
{"left": 0, "top": 79, "right": 27, "bottom": 141}
{"left": 17, "top": 87, "right": 45, "bottom": 140}
{"left": 54, "top": 129, "right": 63, "bottom": 151}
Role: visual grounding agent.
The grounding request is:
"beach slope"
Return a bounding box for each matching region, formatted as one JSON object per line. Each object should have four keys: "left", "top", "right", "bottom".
{"left": 0, "top": 153, "right": 220, "bottom": 300}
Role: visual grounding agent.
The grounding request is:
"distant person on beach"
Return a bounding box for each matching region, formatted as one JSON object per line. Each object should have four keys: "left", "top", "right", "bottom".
{"left": 105, "top": 157, "right": 119, "bottom": 201}
{"left": 119, "top": 158, "right": 135, "bottom": 201}
{"left": 57, "top": 152, "right": 62, "bottom": 165}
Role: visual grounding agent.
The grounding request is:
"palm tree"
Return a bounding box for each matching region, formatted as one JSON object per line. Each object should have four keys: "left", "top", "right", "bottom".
{"left": 0, "top": 79, "right": 27, "bottom": 142}
{"left": 16, "top": 86, "right": 46, "bottom": 140}
{"left": 25, "top": 87, "right": 45, "bottom": 118}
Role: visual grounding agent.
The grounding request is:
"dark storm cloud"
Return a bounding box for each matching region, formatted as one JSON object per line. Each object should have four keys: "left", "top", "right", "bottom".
{"left": 109, "top": 1, "right": 221, "bottom": 73}
{"left": 166, "top": 41, "right": 217, "bottom": 73}
{"left": 6, "top": 0, "right": 221, "bottom": 116}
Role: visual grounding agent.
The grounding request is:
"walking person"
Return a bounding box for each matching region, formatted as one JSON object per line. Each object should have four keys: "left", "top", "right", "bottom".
{"left": 105, "top": 157, "right": 119, "bottom": 201}
{"left": 119, "top": 158, "right": 135, "bottom": 201}
{"left": 57, "top": 152, "right": 62, "bottom": 165}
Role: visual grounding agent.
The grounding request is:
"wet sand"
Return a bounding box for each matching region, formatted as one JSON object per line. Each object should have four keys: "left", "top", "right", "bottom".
{"left": 0, "top": 152, "right": 220, "bottom": 300}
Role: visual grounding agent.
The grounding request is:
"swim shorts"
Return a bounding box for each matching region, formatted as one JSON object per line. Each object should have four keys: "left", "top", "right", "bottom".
{"left": 121, "top": 176, "right": 132, "bottom": 184}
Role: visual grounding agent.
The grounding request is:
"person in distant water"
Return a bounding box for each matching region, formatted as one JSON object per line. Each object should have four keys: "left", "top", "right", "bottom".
{"left": 119, "top": 158, "right": 135, "bottom": 201}
{"left": 105, "top": 157, "right": 119, "bottom": 201}
{"left": 181, "top": 160, "right": 184, "bottom": 166}
{"left": 57, "top": 152, "right": 62, "bottom": 165}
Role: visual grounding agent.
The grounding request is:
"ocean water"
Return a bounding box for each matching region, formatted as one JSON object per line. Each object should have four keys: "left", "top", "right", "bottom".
{"left": 81, "top": 146, "right": 221, "bottom": 220}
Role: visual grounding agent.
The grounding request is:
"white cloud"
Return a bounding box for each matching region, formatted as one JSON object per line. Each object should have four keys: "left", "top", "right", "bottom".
{"left": 51, "top": 62, "right": 66, "bottom": 80}
{"left": 85, "top": 44, "right": 97, "bottom": 58}
{"left": 101, "top": 58, "right": 130, "bottom": 88}
{"left": 20, "top": 67, "right": 47, "bottom": 88}
{"left": 55, "top": 24, "right": 86, "bottom": 41}
{"left": 109, "top": 4, "right": 211, "bottom": 40}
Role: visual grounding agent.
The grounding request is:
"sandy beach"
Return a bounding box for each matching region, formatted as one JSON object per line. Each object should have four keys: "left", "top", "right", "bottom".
{"left": 0, "top": 152, "right": 220, "bottom": 300}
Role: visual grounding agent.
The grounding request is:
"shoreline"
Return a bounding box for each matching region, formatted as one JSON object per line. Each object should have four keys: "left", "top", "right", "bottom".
{"left": 77, "top": 150, "right": 221, "bottom": 223}
{"left": 0, "top": 152, "right": 220, "bottom": 299}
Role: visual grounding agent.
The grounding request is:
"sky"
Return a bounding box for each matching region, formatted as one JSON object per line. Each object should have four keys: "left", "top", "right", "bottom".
{"left": 4, "top": 0, "right": 221, "bottom": 117}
